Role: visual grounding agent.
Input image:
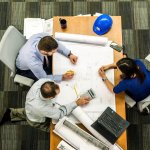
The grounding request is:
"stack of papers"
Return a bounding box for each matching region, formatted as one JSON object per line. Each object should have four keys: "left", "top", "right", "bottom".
{"left": 24, "top": 18, "right": 53, "bottom": 39}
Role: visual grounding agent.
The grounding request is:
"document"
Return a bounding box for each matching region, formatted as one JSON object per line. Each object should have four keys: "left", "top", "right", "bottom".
{"left": 53, "top": 33, "right": 116, "bottom": 122}
{"left": 24, "top": 18, "right": 53, "bottom": 39}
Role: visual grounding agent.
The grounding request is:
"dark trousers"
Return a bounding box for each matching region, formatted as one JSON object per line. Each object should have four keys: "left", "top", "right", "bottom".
{"left": 10, "top": 108, "right": 51, "bottom": 132}
{"left": 16, "top": 56, "right": 52, "bottom": 81}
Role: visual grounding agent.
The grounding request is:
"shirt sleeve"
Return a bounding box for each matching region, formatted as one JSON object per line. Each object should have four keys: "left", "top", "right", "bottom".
{"left": 43, "top": 102, "right": 77, "bottom": 120}
{"left": 27, "top": 60, "right": 63, "bottom": 82}
{"left": 48, "top": 75, "right": 63, "bottom": 83}
{"left": 113, "top": 80, "right": 127, "bottom": 94}
{"left": 57, "top": 40, "right": 71, "bottom": 57}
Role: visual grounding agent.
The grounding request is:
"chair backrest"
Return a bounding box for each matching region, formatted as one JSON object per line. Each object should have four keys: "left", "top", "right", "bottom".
{"left": 0, "top": 26, "right": 26, "bottom": 75}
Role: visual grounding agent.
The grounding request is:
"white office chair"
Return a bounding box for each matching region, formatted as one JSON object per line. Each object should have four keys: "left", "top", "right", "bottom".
{"left": 125, "top": 55, "right": 150, "bottom": 113}
{"left": 125, "top": 95, "right": 136, "bottom": 108}
{"left": 0, "top": 26, "right": 34, "bottom": 87}
{"left": 137, "top": 96, "right": 150, "bottom": 113}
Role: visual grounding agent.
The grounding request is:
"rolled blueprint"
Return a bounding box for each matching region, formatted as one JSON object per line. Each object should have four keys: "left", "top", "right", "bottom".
{"left": 55, "top": 32, "right": 108, "bottom": 46}
{"left": 63, "top": 120, "right": 109, "bottom": 150}
{"left": 54, "top": 117, "right": 108, "bottom": 150}
{"left": 57, "top": 140, "right": 76, "bottom": 150}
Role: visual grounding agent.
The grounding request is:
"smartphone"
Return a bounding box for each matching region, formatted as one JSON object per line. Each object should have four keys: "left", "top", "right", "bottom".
{"left": 110, "top": 43, "right": 123, "bottom": 52}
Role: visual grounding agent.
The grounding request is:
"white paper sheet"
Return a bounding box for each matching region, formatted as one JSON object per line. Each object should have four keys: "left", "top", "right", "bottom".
{"left": 24, "top": 18, "right": 45, "bottom": 39}
{"left": 77, "top": 14, "right": 91, "bottom": 16}
{"left": 43, "top": 18, "right": 53, "bottom": 35}
{"left": 53, "top": 34, "right": 116, "bottom": 122}
{"left": 24, "top": 18, "right": 53, "bottom": 39}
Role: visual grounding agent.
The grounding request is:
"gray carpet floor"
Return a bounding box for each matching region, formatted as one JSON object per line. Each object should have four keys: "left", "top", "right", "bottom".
{"left": 0, "top": 0, "right": 150, "bottom": 150}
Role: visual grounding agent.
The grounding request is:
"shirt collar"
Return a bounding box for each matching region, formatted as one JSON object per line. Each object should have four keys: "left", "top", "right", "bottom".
{"left": 39, "top": 91, "right": 55, "bottom": 103}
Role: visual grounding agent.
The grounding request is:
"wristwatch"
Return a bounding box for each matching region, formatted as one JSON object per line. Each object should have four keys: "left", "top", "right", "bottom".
{"left": 102, "top": 78, "right": 107, "bottom": 82}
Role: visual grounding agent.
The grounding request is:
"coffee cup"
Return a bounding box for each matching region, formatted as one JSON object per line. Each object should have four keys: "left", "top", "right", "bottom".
{"left": 59, "top": 18, "right": 67, "bottom": 29}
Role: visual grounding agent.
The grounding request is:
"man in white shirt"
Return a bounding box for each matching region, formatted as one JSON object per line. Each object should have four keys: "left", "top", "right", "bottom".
{"left": 0, "top": 79, "right": 90, "bottom": 132}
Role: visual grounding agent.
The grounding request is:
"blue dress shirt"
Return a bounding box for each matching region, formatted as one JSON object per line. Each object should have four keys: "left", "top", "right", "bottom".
{"left": 113, "top": 59, "right": 150, "bottom": 102}
{"left": 16, "top": 33, "right": 71, "bottom": 82}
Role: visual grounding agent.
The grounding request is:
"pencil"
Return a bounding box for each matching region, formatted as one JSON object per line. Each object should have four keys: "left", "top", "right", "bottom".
{"left": 74, "top": 85, "right": 78, "bottom": 98}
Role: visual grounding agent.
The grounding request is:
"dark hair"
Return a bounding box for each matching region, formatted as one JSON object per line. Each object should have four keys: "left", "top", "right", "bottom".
{"left": 38, "top": 36, "right": 58, "bottom": 52}
{"left": 116, "top": 58, "right": 146, "bottom": 83}
{"left": 40, "top": 81, "right": 59, "bottom": 98}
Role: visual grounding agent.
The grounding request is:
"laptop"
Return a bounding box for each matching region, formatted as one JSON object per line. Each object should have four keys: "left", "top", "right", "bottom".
{"left": 91, "top": 107, "right": 130, "bottom": 144}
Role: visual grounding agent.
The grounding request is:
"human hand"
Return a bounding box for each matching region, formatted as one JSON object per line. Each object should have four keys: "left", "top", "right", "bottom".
{"left": 69, "top": 54, "right": 78, "bottom": 64}
{"left": 98, "top": 67, "right": 107, "bottom": 78}
{"left": 76, "top": 97, "right": 90, "bottom": 106}
{"left": 62, "top": 71, "right": 74, "bottom": 80}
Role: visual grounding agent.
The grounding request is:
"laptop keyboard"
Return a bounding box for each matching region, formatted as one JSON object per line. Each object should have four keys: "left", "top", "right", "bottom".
{"left": 99, "top": 113, "right": 123, "bottom": 136}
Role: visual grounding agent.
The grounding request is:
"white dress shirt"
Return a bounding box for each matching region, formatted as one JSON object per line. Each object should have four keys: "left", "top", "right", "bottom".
{"left": 25, "top": 79, "right": 77, "bottom": 123}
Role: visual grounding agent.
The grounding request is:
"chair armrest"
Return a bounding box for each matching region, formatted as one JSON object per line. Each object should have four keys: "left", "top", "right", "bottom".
{"left": 14, "top": 74, "right": 34, "bottom": 87}
{"left": 125, "top": 95, "right": 136, "bottom": 108}
{"left": 137, "top": 95, "right": 150, "bottom": 112}
{"left": 145, "top": 54, "right": 150, "bottom": 62}
{"left": 138, "top": 101, "right": 150, "bottom": 112}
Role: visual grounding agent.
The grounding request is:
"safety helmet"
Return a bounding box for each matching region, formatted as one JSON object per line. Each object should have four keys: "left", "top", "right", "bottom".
{"left": 93, "top": 14, "right": 113, "bottom": 35}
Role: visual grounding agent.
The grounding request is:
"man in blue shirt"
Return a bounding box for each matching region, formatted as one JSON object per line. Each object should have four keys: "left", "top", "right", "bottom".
{"left": 98, "top": 58, "right": 150, "bottom": 102}
{"left": 16, "top": 33, "right": 78, "bottom": 82}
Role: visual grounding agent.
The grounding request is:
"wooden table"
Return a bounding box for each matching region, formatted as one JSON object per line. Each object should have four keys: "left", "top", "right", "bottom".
{"left": 50, "top": 16, "right": 127, "bottom": 150}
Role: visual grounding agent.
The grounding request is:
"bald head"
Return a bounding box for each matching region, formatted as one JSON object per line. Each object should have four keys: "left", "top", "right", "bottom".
{"left": 40, "top": 81, "right": 59, "bottom": 99}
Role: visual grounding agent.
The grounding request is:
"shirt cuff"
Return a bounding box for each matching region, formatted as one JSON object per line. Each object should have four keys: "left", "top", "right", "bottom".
{"left": 48, "top": 75, "right": 63, "bottom": 83}
{"left": 68, "top": 51, "right": 72, "bottom": 57}
{"left": 71, "top": 101, "right": 78, "bottom": 110}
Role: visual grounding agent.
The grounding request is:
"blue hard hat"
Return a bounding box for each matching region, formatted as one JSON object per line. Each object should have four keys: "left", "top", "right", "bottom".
{"left": 93, "top": 14, "right": 113, "bottom": 35}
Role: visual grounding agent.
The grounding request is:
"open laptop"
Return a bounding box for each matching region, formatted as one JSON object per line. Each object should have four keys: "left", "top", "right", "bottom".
{"left": 91, "top": 107, "right": 130, "bottom": 144}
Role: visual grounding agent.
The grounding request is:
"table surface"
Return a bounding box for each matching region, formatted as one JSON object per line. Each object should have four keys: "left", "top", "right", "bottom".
{"left": 50, "top": 16, "right": 127, "bottom": 150}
